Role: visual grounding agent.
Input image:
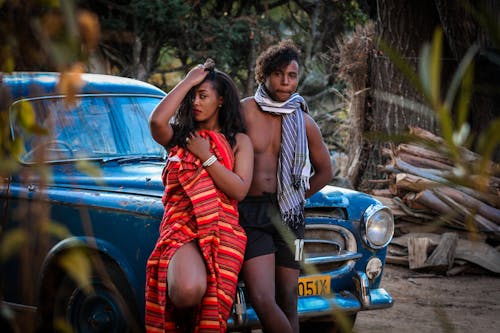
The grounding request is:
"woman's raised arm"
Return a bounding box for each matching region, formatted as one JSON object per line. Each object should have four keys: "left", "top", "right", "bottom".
{"left": 149, "top": 64, "right": 209, "bottom": 147}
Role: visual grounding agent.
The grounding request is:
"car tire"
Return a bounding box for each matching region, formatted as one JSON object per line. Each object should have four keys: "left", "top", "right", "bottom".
{"left": 37, "top": 253, "right": 143, "bottom": 333}
{"left": 300, "top": 314, "right": 357, "bottom": 333}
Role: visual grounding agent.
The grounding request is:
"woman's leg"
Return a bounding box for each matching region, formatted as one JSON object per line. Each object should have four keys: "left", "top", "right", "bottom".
{"left": 241, "top": 254, "right": 293, "bottom": 333}
{"left": 168, "top": 241, "right": 207, "bottom": 308}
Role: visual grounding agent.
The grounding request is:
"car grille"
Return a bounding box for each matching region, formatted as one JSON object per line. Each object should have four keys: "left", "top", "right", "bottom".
{"left": 303, "top": 208, "right": 358, "bottom": 274}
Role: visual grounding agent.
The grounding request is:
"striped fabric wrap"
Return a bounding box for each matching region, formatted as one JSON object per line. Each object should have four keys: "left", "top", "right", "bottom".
{"left": 145, "top": 130, "right": 247, "bottom": 333}
{"left": 254, "top": 84, "right": 311, "bottom": 233}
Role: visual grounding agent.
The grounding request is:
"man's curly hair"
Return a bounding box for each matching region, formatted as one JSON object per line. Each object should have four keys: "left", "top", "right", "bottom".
{"left": 254, "top": 39, "right": 301, "bottom": 84}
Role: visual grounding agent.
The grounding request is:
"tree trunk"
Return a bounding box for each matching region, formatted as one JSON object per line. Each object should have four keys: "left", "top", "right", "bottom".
{"left": 358, "top": 0, "right": 500, "bottom": 190}
{"left": 358, "top": 0, "right": 441, "bottom": 190}
{"left": 434, "top": 0, "right": 500, "bottom": 162}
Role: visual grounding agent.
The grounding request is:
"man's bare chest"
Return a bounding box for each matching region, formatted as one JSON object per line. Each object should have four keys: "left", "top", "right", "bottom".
{"left": 247, "top": 113, "right": 282, "bottom": 154}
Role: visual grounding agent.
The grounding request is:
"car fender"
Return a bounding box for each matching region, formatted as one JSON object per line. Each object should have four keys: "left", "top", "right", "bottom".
{"left": 38, "top": 236, "right": 139, "bottom": 298}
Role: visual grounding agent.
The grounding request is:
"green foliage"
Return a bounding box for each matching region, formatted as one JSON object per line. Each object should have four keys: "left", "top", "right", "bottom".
{"left": 58, "top": 247, "right": 93, "bottom": 294}
{"left": 0, "top": 3, "right": 106, "bottom": 326}
{"left": 338, "top": 0, "right": 368, "bottom": 30}
{"left": 131, "top": 0, "right": 190, "bottom": 30}
{"left": 0, "top": 229, "right": 27, "bottom": 262}
{"left": 80, "top": 0, "right": 368, "bottom": 93}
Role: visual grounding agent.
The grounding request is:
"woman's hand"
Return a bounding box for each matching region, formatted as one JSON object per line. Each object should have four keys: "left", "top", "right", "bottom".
{"left": 185, "top": 133, "right": 212, "bottom": 162}
{"left": 184, "top": 58, "right": 215, "bottom": 87}
{"left": 184, "top": 64, "right": 208, "bottom": 87}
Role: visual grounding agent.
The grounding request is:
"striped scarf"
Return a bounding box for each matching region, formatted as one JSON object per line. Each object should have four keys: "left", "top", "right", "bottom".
{"left": 254, "top": 84, "right": 311, "bottom": 233}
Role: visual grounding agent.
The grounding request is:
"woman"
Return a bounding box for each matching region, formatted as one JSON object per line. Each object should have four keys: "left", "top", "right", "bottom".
{"left": 145, "top": 59, "right": 254, "bottom": 333}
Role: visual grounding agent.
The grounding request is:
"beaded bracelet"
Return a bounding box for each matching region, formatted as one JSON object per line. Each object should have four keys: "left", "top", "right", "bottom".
{"left": 202, "top": 155, "right": 217, "bottom": 167}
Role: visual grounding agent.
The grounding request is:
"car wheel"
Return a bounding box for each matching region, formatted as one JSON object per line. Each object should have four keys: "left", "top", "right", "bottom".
{"left": 38, "top": 254, "right": 142, "bottom": 333}
{"left": 300, "top": 314, "right": 357, "bottom": 333}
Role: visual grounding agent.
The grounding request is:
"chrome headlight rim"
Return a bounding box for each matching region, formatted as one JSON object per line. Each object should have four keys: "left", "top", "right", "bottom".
{"left": 361, "top": 204, "right": 394, "bottom": 249}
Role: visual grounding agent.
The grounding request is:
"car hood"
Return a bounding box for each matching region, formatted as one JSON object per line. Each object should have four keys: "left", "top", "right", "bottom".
{"left": 49, "top": 160, "right": 166, "bottom": 198}
{"left": 306, "top": 185, "right": 382, "bottom": 221}
{"left": 46, "top": 167, "right": 382, "bottom": 218}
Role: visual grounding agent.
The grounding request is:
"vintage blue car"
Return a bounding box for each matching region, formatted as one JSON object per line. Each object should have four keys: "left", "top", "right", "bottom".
{"left": 0, "top": 72, "right": 394, "bottom": 333}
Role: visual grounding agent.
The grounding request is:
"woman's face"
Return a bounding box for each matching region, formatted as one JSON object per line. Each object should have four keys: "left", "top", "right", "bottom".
{"left": 192, "top": 81, "right": 223, "bottom": 129}
{"left": 264, "top": 60, "right": 299, "bottom": 102}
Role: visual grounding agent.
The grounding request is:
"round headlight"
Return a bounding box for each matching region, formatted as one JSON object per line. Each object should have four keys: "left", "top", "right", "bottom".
{"left": 362, "top": 205, "right": 394, "bottom": 249}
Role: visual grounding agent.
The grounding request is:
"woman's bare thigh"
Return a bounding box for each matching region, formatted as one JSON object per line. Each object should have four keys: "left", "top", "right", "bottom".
{"left": 168, "top": 241, "right": 207, "bottom": 292}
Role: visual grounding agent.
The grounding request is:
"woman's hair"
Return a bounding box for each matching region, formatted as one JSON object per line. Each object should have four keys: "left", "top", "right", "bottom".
{"left": 169, "top": 69, "right": 245, "bottom": 149}
{"left": 254, "top": 39, "right": 301, "bottom": 84}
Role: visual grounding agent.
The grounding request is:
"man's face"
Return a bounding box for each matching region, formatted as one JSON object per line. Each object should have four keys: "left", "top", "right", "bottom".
{"left": 264, "top": 60, "right": 299, "bottom": 102}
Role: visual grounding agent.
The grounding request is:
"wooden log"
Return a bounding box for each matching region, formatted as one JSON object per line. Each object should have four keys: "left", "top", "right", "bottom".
{"left": 425, "top": 232, "right": 458, "bottom": 271}
{"left": 408, "top": 126, "right": 443, "bottom": 144}
{"left": 432, "top": 190, "right": 500, "bottom": 234}
{"left": 388, "top": 181, "right": 400, "bottom": 196}
{"left": 470, "top": 174, "right": 500, "bottom": 195}
{"left": 391, "top": 196, "right": 435, "bottom": 219}
{"left": 381, "top": 147, "right": 393, "bottom": 158}
{"left": 394, "top": 158, "right": 500, "bottom": 208}
{"left": 386, "top": 254, "right": 409, "bottom": 266}
{"left": 393, "top": 158, "right": 449, "bottom": 181}
{"left": 412, "top": 190, "right": 466, "bottom": 229}
{"left": 372, "top": 196, "right": 406, "bottom": 216}
{"left": 413, "top": 190, "right": 457, "bottom": 216}
{"left": 409, "top": 126, "right": 499, "bottom": 172}
{"left": 370, "top": 189, "right": 393, "bottom": 197}
{"left": 395, "top": 143, "right": 498, "bottom": 195}
{"left": 395, "top": 173, "right": 439, "bottom": 192}
{"left": 377, "top": 164, "right": 401, "bottom": 175}
{"left": 395, "top": 174, "right": 500, "bottom": 224}
{"left": 397, "top": 152, "right": 453, "bottom": 171}
{"left": 414, "top": 189, "right": 500, "bottom": 234}
{"left": 433, "top": 187, "right": 500, "bottom": 224}
{"left": 397, "top": 143, "right": 454, "bottom": 166}
{"left": 403, "top": 192, "right": 430, "bottom": 211}
{"left": 395, "top": 220, "right": 483, "bottom": 239}
{"left": 367, "top": 178, "right": 394, "bottom": 185}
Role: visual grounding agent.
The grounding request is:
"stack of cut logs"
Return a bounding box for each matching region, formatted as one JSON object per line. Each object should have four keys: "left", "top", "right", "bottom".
{"left": 369, "top": 126, "right": 500, "bottom": 275}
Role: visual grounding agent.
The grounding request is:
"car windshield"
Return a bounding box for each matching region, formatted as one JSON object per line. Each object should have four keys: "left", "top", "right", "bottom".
{"left": 12, "top": 95, "right": 165, "bottom": 163}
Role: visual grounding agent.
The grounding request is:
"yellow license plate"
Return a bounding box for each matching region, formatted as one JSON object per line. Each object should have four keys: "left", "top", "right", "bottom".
{"left": 298, "top": 275, "right": 331, "bottom": 296}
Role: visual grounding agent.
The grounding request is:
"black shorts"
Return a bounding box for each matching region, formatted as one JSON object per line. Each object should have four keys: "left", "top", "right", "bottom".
{"left": 238, "top": 194, "right": 304, "bottom": 269}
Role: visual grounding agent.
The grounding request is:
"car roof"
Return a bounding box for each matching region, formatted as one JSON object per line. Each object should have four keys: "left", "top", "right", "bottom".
{"left": 1, "top": 72, "right": 166, "bottom": 101}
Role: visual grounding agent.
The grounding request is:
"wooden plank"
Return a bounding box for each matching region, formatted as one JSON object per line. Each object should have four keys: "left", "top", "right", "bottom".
{"left": 425, "top": 232, "right": 458, "bottom": 271}
{"left": 392, "top": 232, "right": 500, "bottom": 273}
{"left": 407, "top": 236, "right": 432, "bottom": 270}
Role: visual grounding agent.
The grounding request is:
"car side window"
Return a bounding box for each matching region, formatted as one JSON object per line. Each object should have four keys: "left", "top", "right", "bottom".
{"left": 50, "top": 97, "right": 118, "bottom": 156}
{"left": 111, "top": 96, "right": 161, "bottom": 155}
{"left": 12, "top": 95, "right": 163, "bottom": 163}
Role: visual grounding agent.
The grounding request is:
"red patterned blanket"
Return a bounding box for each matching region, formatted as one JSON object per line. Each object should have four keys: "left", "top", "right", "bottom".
{"left": 145, "top": 131, "right": 246, "bottom": 333}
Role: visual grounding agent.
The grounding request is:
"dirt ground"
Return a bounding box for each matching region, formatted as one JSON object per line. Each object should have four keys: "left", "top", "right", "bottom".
{"left": 7, "top": 264, "right": 499, "bottom": 333}
{"left": 353, "top": 264, "right": 500, "bottom": 333}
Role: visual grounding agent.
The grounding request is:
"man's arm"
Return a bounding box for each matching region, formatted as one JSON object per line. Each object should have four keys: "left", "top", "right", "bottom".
{"left": 304, "top": 114, "right": 333, "bottom": 198}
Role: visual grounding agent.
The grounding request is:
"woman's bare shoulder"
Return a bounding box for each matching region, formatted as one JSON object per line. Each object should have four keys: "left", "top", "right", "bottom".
{"left": 235, "top": 132, "right": 252, "bottom": 146}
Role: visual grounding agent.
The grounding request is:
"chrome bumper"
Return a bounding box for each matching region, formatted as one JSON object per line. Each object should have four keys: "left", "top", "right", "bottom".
{"left": 228, "top": 271, "right": 393, "bottom": 328}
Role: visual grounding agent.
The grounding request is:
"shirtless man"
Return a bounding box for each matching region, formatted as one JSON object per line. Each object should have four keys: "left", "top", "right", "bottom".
{"left": 238, "top": 40, "right": 333, "bottom": 333}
